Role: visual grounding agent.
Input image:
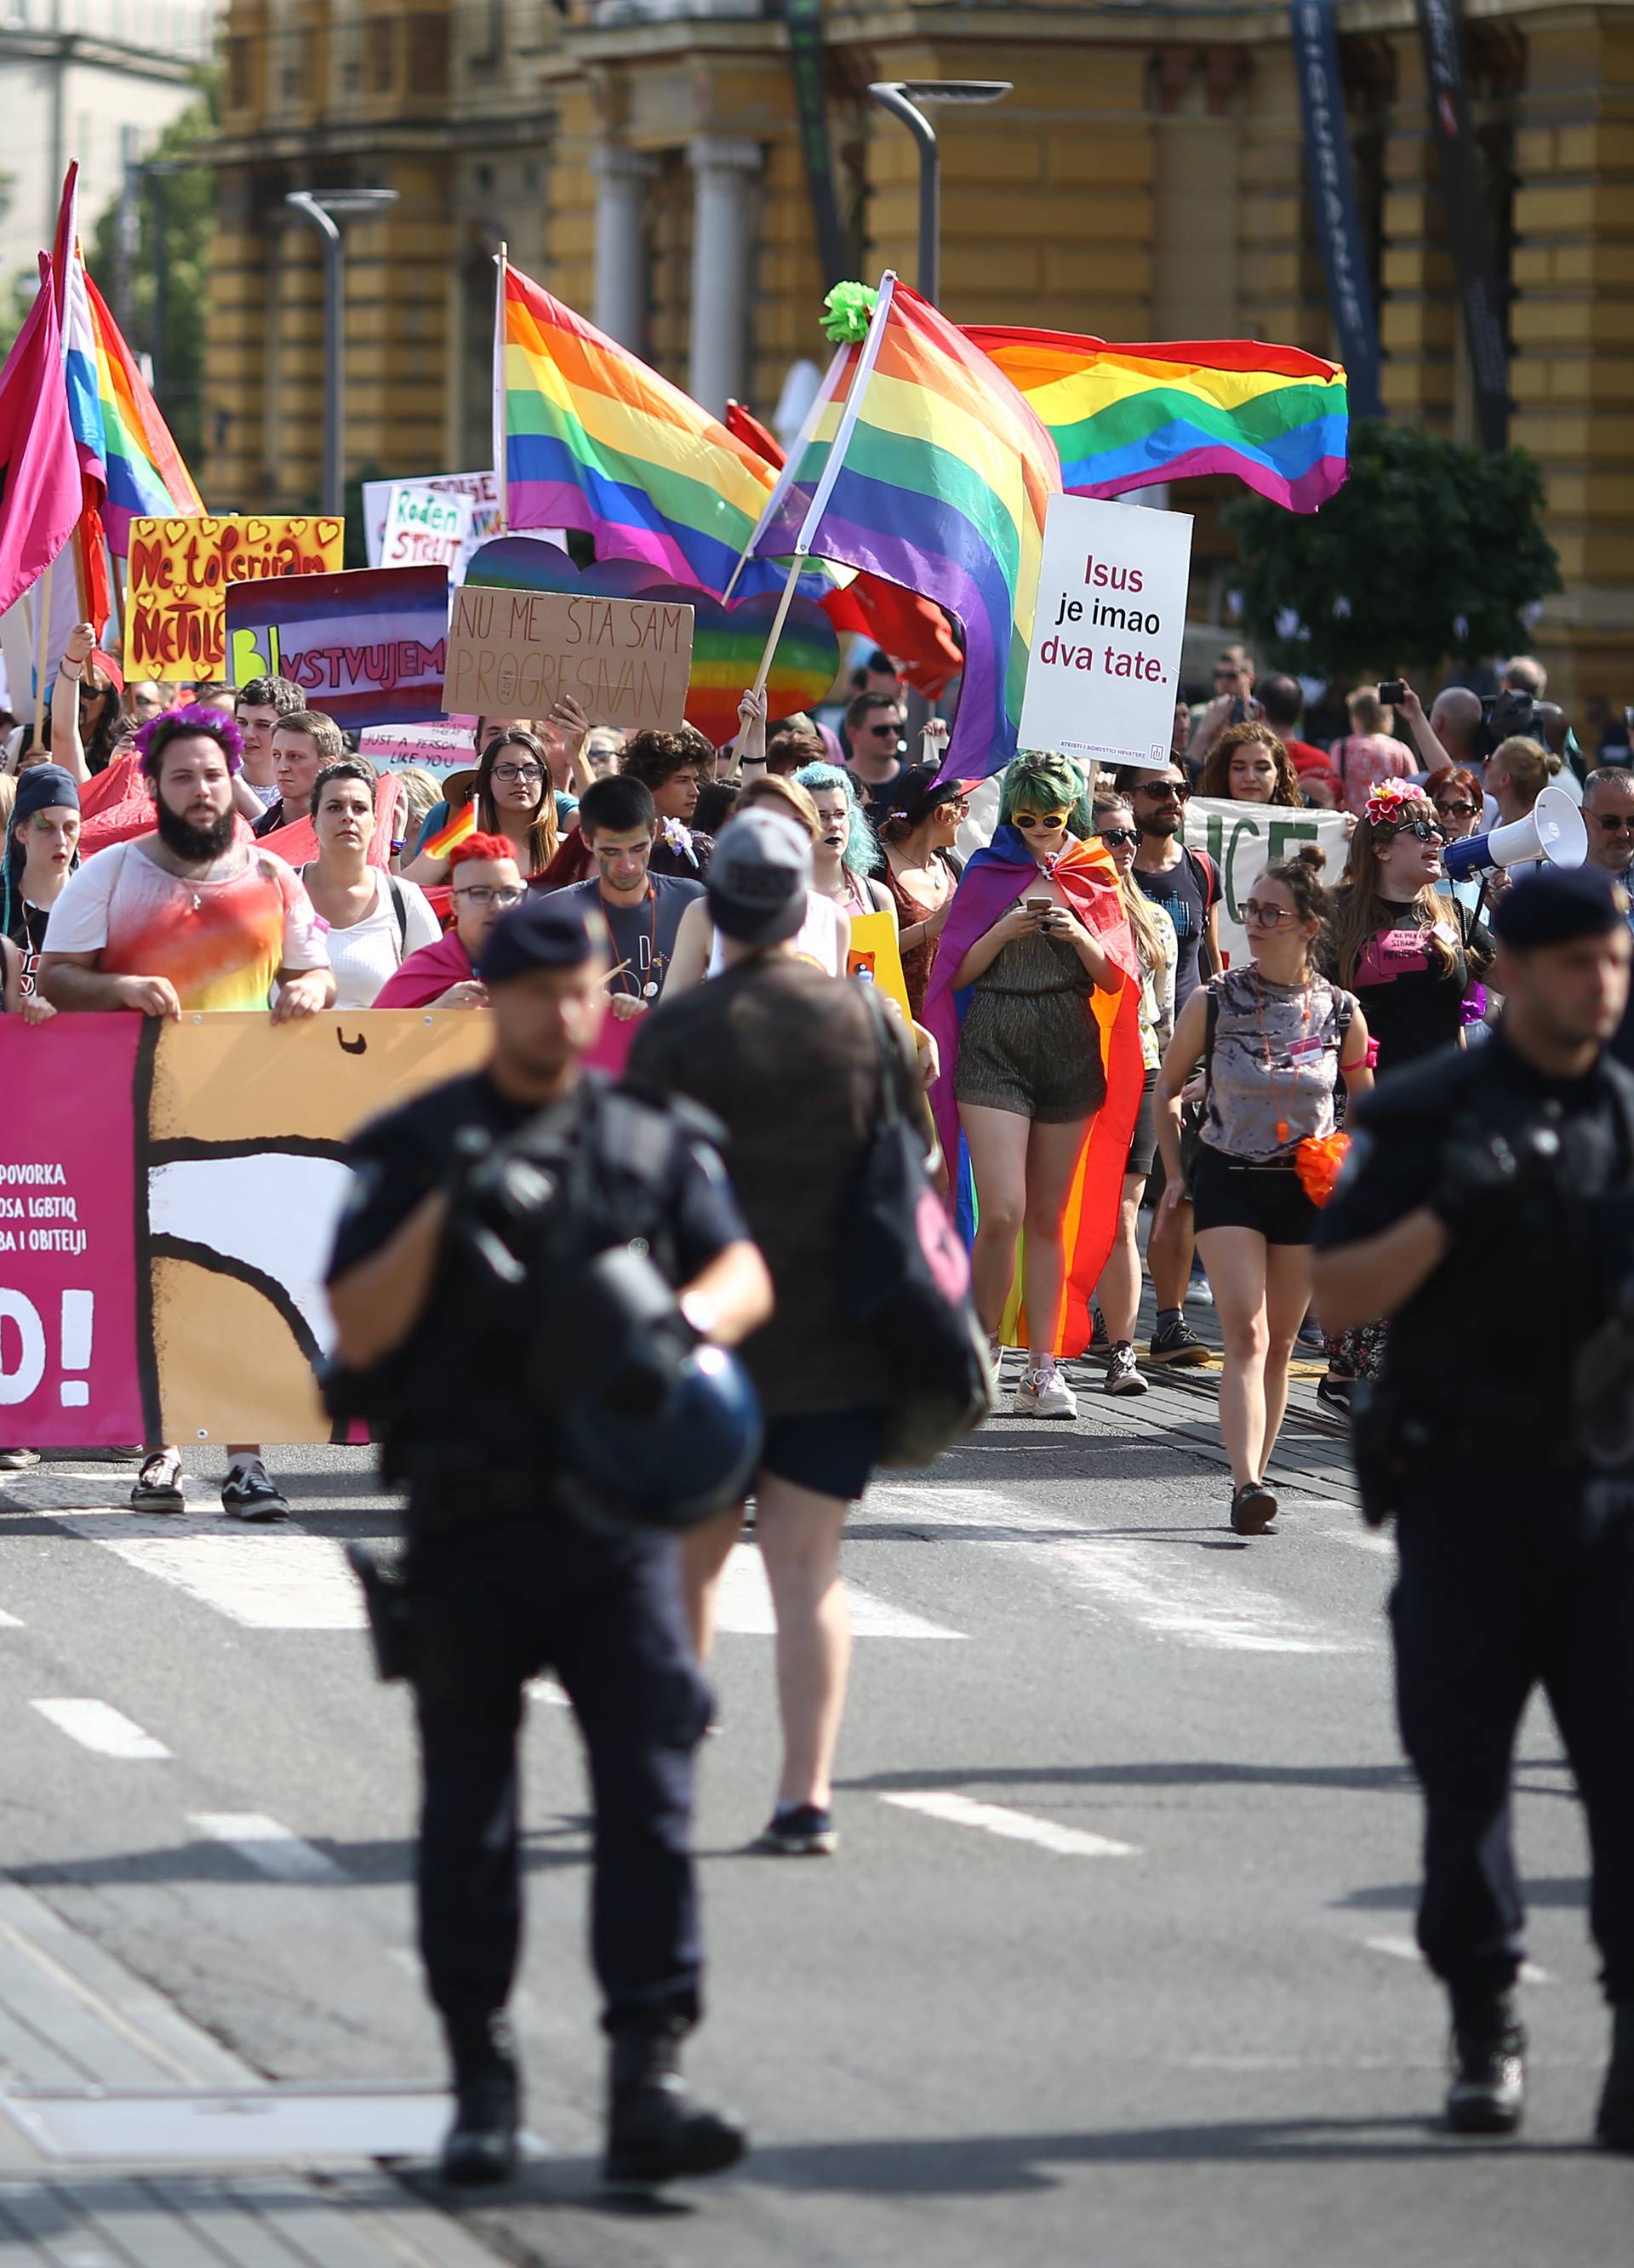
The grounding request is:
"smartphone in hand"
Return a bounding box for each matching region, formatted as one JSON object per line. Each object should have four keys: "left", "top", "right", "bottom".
{"left": 1378, "top": 679, "right": 1405, "bottom": 705}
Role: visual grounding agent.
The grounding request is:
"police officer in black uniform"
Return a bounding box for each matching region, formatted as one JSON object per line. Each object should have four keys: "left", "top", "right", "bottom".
{"left": 1312, "top": 865, "right": 1634, "bottom": 2149}
{"left": 325, "top": 893, "right": 773, "bottom": 2187}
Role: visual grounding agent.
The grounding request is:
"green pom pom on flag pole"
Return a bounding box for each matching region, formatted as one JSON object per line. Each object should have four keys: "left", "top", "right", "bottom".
{"left": 821, "top": 283, "right": 878, "bottom": 344}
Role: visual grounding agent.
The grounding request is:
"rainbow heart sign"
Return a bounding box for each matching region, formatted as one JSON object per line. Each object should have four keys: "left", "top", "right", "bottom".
{"left": 633, "top": 583, "right": 839, "bottom": 748}
{"left": 125, "top": 515, "right": 346, "bottom": 682}
{"left": 460, "top": 542, "right": 839, "bottom": 746}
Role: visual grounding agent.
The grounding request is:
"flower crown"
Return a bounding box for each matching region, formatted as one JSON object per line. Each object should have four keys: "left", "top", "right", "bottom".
{"left": 1363, "top": 779, "right": 1420, "bottom": 827}
{"left": 132, "top": 703, "right": 244, "bottom": 780}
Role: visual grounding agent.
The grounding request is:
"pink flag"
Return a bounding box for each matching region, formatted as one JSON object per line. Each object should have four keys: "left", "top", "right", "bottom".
{"left": 0, "top": 254, "right": 82, "bottom": 617}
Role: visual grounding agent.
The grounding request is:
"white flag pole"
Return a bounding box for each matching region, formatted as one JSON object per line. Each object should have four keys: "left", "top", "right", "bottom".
{"left": 492, "top": 243, "right": 509, "bottom": 534}
{"left": 721, "top": 342, "right": 851, "bottom": 605}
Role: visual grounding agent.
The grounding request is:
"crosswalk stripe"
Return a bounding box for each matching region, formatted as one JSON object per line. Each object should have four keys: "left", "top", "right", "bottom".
{"left": 882, "top": 1791, "right": 1139, "bottom": 1857}
{"left": 717, "top": 1543, "right": 965, "bottom": 1640}
{"left": 0, "top": 1608, "right": 21, "bottom": 1628}
{"left": 31, "top": 1699, "right": 171, "bottom": 1760}
{"left": 189, "top": 1814, "right": 348, "bottom": 1883}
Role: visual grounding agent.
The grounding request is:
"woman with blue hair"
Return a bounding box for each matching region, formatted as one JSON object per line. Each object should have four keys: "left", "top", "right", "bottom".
{"left": 793, "top": 762, "right": 896, "bottom": 924}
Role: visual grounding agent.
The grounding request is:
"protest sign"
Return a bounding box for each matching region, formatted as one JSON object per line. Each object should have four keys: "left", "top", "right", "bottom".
{"left": 362, "top": 471, "right": 564, "bottom": 580}
{"left": 847, "top": 910, "right": 912, "bottom": 1024}
{"left": 381, "top": 484, "right": 472, "bottom": 570}
{"left": 125, "top": 516, "right": 344, "bottom": 682}
{"left": 1181, "top": 795, "right": 1351, "bottom": 968}
{"left": 1017, "top": 494, "right": 1191, "bottom": 771}
{"left": 359, "top": 722, "right": 474, "bottom": 774}
{"left": 224, "top": 564, "right": 448, "bottom": 730}
{"left": 443, "top": 586, "right": 694, "bottom": 730}
{"left": 0, "top": 1012, "right": 490, "bottom": 1447}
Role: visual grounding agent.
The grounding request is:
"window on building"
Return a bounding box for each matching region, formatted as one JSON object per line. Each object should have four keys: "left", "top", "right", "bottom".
{"left": 406, "top": 12, "right": 448, "bottom": 94}
{"left": 226, "top": 34, "right": 252, "bottom": 110}
{"left": 365, "top": 14, "right": 397, "bottom": 94}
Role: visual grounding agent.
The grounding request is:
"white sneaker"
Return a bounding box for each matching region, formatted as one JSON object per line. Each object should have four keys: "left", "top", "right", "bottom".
{"left": 1012, "top": 1366, "right": 1077, "bottom": 1420}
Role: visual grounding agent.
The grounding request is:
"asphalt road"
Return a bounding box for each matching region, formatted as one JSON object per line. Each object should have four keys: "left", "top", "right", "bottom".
{"left": 0, "top": 1366, "right": 1627, "bottom": 2268}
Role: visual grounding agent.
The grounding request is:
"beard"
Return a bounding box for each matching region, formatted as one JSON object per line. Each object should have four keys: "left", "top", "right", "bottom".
{"left": 156, "top": 797, "right": 237, "bottom": 862}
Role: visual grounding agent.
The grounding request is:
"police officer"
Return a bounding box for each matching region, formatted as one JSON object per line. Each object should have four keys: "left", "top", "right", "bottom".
{"left": 1312, "top": 865, "right": 1634, "bottom": 2149}
{"left": 325, "top": 893, "right": 773, "bottom": 2187}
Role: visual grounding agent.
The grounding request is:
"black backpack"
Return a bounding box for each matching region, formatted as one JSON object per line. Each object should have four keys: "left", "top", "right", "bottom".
{"left": 842, "top": 990, "right": 993, "bottom": 1466}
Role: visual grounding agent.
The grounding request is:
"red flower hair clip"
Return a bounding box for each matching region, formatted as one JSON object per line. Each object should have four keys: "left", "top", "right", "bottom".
{"left": 1363, "top": 779, "right": 1418, "bottom": 828}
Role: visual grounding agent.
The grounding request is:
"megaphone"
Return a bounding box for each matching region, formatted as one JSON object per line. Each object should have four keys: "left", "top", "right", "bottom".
{"left": 1443, "top": 784, "right": 1588, "bottom": 881}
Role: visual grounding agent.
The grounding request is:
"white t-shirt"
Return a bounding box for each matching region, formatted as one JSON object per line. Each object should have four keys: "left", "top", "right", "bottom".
{"left": 706, "top": 891, "right": 844, "bottom": 978}
{"left": 302, "top": 870, "right": 442, "bottom": 1009}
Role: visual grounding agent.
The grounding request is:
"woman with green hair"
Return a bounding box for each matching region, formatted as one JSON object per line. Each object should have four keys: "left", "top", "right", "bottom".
{"left": 923, "top": 750, "right": 1146, "bottom": 1418}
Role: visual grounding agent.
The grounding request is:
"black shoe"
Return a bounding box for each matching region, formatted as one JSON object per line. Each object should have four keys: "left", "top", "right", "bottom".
{"left": 751, "top": 1802, "right": 838, "bottom": 1855}
{"left": 1596, "top": 2002, "right": 1634, "bottom": 2151}
{"left": 442, "top": 2014, "right": 520, "bottom": 2185}
{"left": 1146, "top": 1317, "right": 1210, "bottom": 1368}
{"left": 220, "top": 1463, "right": 289, "bottom": 1522}
{"left": 1085, "top": 1306, "right": 1112, "bottom": 1366}
{"left": 1230, "top": 1481, "right": 1278, "bottom": 1535}
{"left": 1446, "top": 1991, "right": 1525, "bottom": 2135}
{"left": 604, "top": 2030, "right": 746, "bottom": 2190}
{"left": 1316, "top": 1375, "right": 1353, "bottom": 1415}
{"left": 130, "top": 1452, "right": 186, "bottom": 1514}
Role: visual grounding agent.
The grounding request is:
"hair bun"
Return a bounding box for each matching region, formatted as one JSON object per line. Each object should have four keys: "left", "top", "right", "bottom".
{"left": 1295, "top": 843, "right": 1327, "bottom": 871}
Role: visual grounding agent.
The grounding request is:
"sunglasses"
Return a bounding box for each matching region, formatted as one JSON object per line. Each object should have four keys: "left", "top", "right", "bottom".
{"left": 1138, "top": 780, "right": 1188, "bottom": 802}
{"left": 1592, "top": 811, "right": 1634, "bottom": 833}
{"left": 863, "top": 723, "right": 901, "bottom": 739}
{"left": 1241, "top": 900, "right": 1301, "bottom": 928}
{"left": 1434, "top": 800, "right": 1477, "bottom": 819}
{"left": 1013, "top": 811, "right": 1070, "bottom": 832}
{"left": 1096, "top": 827, "right": 1140, "bottom": 849}
{"left": 1375, "top": 819, "right": 1448, "bottom": 846}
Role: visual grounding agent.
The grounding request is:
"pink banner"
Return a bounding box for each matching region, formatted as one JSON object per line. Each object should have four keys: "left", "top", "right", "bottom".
{"left": 0, "top": 1015, "right": 146, "bottom": 1446}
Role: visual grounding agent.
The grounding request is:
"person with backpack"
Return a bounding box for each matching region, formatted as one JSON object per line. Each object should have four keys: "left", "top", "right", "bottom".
{"left": 1119, "top": 763, "right": 1223, "bottom": 1368}
{"left": 298, "top": 760, "right": 442, "bottom": 1009}
{"left": 1153, "top": 849, "right": 1372, "bottom": 1535}
{"left": 628, "top": 809, "right": 934, "bottom": 1858}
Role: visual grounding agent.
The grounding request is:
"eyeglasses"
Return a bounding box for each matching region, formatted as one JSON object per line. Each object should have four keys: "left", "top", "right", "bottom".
{"left": 1375, "top": 819, "right": 1448, "bottom": 846}
{"left": 1013, "top": 811, "right": 1070, "bottom": 832}
{"left": 1096, "top": 827, "right": 1140, "bottom": 849}
{"left": 1434, "top": 800, "right": 1477, "bottom": 819}
{"left": 491, "top": 763, "right": 544, "bottom": 784}
{"left": 1592, "top": 811, "right": 1634, "bottom": 834}
{"left": 453, "top": 885, "right": 526, "bottom": 909}
{"left": 1241, "top": 900, "right": 1301, "bottom": 928}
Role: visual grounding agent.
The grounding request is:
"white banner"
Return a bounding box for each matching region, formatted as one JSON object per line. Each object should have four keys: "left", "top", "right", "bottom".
{"left": 1017, "top": 493, "right": 1192, "bottom": 772}
{"left": 1181, "top": 795, "right": 1351, "bottom": 969}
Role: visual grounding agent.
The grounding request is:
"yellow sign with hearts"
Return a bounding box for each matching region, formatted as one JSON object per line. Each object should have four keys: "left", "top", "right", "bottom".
{"left": 124, "top": 516, "right": 346, "bottom": 682}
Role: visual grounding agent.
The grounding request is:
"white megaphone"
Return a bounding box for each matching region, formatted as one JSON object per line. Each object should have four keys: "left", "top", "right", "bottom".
{"left": 1443, "top": 784, "right": 1588, "bottom": 881}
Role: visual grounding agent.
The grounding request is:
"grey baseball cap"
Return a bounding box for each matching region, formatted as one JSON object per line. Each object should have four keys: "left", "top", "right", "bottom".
{"left": 706, "top": 808, "right": 813, "bottom": 945}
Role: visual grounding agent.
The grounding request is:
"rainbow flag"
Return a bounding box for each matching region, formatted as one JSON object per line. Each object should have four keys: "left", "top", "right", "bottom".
{"left": 83, "top": 273, "right": 203, "bottom": 551}
{"left": 422, "top": 797, "right": 478, "bottom": 862}
{"left": 754, "top": 276, "right": 1060, "bottom": 784}
{"left": 500, "top": 265, "right": 798, "bottom": 599}
{"left": 965, "top": 328, "right": 1349, "bottom": 516}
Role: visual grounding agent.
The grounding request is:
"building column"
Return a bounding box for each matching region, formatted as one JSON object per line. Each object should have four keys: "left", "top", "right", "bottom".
{"left": 687, "top": 137, "right": 761, "bottom": 414}
{"left": 592, "top": 146, "right": 654, "bottom": 348}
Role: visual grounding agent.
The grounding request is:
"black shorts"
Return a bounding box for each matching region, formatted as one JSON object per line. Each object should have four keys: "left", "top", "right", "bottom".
{"left": 1124, "top": 1068, "right": 1158, "bottom": 1178}
{"left": 758, "top": 1408, "right": 886, "bottom": 1503}
{"left": 1190, "top": 1142, "right": 1318, "bottom": 1246}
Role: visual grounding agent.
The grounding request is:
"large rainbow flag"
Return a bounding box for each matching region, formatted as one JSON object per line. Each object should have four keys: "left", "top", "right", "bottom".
{"left": 83, "top": 273, "right": 203, "bottom": 551}
{"left": 752, "top": 277, "right": 1059, "bottom": 784}
{"left": 966, "top": 328, "right": 1350, "bottom": 515}
{"left": 500, "top": 263, "right": 801, "bottom": 599}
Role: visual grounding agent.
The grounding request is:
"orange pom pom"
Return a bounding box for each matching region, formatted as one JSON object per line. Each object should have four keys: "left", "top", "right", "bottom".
{"left": 1295, "top": 1131, "right": 1351, "bottom": 1208}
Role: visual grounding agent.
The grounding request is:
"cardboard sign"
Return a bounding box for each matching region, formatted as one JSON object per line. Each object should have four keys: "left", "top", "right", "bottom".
{"left": 224, "top": 564, "right": 449, "bottom": 730}
{"left": 1181, "top": 795, "right": 1351, "bottom": 968}
{"left": 125, "top": 516, "right": 345, "bottom": 682}
{"left": 362, "top": 471, "right": 564, "bottom": 582}
{"left": 1017, "top": 494, "right": 1192, "bottom": 772}
{"left": 381, "top": 483, "right": 472, "bottom": 570}
{"left": 443, "top": 586, "right": 694, "bottom": 730}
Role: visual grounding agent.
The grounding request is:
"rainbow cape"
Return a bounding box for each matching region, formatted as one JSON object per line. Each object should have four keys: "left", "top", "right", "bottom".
{"left": 422, "top": 797, "right": 478, "bottom": 862}
{"left": 967, "top": 328, "right": 1349, "bottom": 515}
{"left": 923, "top": 828, "right": 1145, "bottom": 1357}
{"left": 500, "top": 264, "right": 808, "bottom": 600}
{"left": 752, "top": 277, "right": 1059, "bottom": 786}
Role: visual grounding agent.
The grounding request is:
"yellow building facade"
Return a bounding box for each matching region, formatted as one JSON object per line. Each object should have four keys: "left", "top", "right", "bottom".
{"left": 205, "top": 0, "right": 1634, "bottom": 706}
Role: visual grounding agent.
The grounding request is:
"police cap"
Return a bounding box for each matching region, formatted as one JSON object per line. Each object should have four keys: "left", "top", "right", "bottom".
{"left": 1490, "top": 864, "right": 1631, "bottom": 950}
{"left": 477, "top": 892, "right": 609, "bottom": 983}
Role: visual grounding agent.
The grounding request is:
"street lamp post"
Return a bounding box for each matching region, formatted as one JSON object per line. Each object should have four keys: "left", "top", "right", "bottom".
{"left": 283, "top": 187, "right": 399, "bottom": 514}
{"left": 866, "top": 79, "right": 1012, "bottom": 306}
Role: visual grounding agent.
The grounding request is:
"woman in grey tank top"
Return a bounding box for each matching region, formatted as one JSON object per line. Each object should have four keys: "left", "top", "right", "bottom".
{"left": 1153, "top": 848, "right": 1372, "bottom": 1535}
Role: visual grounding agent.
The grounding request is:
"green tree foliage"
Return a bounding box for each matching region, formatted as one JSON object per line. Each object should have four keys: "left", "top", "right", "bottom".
{"left": 1226, "top": 420, "right": 1563, "bottom": 685}
{"left": 86, "top": 74, "right": 219, "bottom": 467}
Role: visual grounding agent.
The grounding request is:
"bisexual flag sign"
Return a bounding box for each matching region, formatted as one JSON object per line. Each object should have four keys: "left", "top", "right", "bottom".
{"left": 225, "top": 563, "right": 449, "bottom": 730}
